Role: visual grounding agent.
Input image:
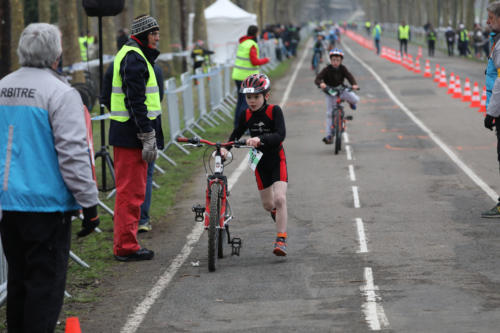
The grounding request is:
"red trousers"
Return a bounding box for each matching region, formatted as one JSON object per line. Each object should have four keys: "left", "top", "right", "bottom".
{"left": 113, "top": 147, "right": 147, "bottom": 256}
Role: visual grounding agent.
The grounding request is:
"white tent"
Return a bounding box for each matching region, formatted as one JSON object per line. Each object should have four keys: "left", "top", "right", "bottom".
{"left": 204, "top": 0, "right": 257, "bottom": 64}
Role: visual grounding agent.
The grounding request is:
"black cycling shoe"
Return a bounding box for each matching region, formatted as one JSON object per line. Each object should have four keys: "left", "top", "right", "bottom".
{"left": 114, "top": 248, "right": 155, "bottom": 262}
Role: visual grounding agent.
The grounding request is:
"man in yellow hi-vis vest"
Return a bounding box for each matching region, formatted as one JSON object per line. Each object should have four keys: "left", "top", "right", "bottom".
{"left": 398, "top": 20, "right": 411, "bottom": 56}
{"left": 232, "top": 25, "right": 270, "bottom": 127}
{"left": 78, "top": 31, "right": 95, "bottom": 62}
{"left": 108, "top": 14, "right": 164, "bottom": 262}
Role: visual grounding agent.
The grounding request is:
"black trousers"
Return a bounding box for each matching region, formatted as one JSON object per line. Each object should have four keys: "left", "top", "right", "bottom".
{"left": 399, "top": 39, "right": 408, "bottom": 55}
{"left": 0, "top": 211, "right": 72, "bottom": 333}
{"left": 428, "top": 40, "right": 435, "bottom": 56}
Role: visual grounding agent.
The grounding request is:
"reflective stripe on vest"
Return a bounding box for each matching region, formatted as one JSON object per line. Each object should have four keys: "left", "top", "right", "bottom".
{"left": 110, "top": 45, "right": 162, "bottom": 122}
{"left": 399, "top": 25, "right": 409, "bottom": 40}
{"left": 232, "top": 39, "right": 260, "bottom": 81}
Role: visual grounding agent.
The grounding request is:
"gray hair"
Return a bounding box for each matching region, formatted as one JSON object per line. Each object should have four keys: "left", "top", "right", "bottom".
{"left": 488, "top": 1, "right": 500, "bottom": 17}
{"left": 17, "top": 23, "right": 62, "bottom": 68}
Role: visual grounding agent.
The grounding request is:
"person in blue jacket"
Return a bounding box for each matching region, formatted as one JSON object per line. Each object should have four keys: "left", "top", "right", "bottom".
{"left": 482, "top": 1, "right": 500, "bottom": 217}
{"left": 0, "top": 23, "right": 100, "bottom": 332}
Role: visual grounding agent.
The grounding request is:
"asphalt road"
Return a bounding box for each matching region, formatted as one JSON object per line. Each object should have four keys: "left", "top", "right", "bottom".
{"left": 81, "top": 32, "right": 500, "bottom": 333}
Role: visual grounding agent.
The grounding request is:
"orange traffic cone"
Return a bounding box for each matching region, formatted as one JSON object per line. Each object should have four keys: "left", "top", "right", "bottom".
{"left": 453, "top": 75, "right": 462, "bottom": 99}
{"left": 462, "top": 78, "right": 472, "bottom": 102}
{"left": 65, "top": 317, "right": 81, "bottom": 333}
{"left": 396, "top": 51, "right": 402, "bottom": 65}
{"left": 434, "top": 64, "right": 441, "bottom": 82}
{"left": 470, "top": 82, "right": 481, "bottom": 108}
{"left": 438, "top": 68, "right": 447, "bottom": 88}
{"left": 401, "top": 54, "right": 408, "bottom": 69}
{"left": 447, "top": 72, "right": 455, "bottom": 94}
{"left": 423, "top": 59, "right": 432, "bottom": 77}
{"left": 413, "top": 57, "right": 421, "bottom": 73}
{"left": 418, "top": 46, "right": 422, "bottom": 57}
{"left": 407, "top": 55, "right": 414, "bottom": 71}
{"left": 479, "top": 86, "right": 487, "bottom": 113}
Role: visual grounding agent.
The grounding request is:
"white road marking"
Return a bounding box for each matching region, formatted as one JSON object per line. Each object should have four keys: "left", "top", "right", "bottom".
{"left": 352, "top": 186, "right": 360, "bottom": 208}
{"left": 361, "top": 267, "right": 390, "bottom": 330}
{"left": 346, "top": 144, "right": 353, "bottom": 160}
{"left": 349, "top": 164, "right": 356, "bottom": 181}
{"left": 343, "top": 42, "right": 499, "bottom": 203}
{"left": 355, "top": 218, "right": 368, "bottom": 253}
{"left": 343, "top": 132, "right": 350, "bottom": 143}
{"left": 120, "top": 39, "right": 311, "bottom": 333}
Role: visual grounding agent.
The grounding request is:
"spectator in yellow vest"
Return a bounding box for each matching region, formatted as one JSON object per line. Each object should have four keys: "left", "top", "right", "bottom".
{"left": 398, "top": 21, "right": 410, "bottom": 56}
{"left": 458, "top": 23, "right": 471, "bottom": 57}
{"left": 78, "top": 30, "right": 95, "bottom": 62}
{"left": 232, "top": 25, "right": 270, "bottom": 127}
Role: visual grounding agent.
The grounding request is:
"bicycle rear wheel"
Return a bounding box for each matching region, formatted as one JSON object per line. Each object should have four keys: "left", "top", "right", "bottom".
{"left": 208, "top": 182, "right": 221, "bottom": 272}
{"left": 334, "top": 112, "right": 342, "bottom": 154}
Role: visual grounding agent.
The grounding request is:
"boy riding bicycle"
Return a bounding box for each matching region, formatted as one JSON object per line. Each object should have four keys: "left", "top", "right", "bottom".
{"left": 311, "top": 34, "right": 325, "bottom": 71}
{"left": 314, "top": 48, "right": 359, "bottom": 144}
{"left": 221, "top": 74, "right": 289, "bottom": 256}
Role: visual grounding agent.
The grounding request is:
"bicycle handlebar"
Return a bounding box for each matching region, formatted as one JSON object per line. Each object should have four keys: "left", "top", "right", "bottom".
{"left": 321, "top": 85, "right": 360, "bottom": 97}
{"left": 176, "top": 136, "right": 250, "bottom": 148}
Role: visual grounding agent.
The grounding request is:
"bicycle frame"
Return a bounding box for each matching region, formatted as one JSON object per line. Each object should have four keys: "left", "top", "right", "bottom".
{"left": 203, "top": 143, "right": 230, "bottom": 230}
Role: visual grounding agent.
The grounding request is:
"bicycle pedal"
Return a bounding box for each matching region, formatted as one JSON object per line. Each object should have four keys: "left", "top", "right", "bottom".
{"left": 192, "top": 204, "right": 205, "bottom": 222}
{"left": 230, "top": 237, "right": 242, "bottom": 256}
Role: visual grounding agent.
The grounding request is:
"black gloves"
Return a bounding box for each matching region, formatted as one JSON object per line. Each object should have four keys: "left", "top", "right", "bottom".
{"left": 485, "top": 114, "right": 496, "bottom": 131}
{"left": 78, "top": 205, "right": 100, "bottom": 237}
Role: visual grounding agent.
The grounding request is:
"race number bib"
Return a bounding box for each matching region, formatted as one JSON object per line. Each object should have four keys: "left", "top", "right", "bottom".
{"left": 247, "top": 148, "right": 263, "bottom": 171}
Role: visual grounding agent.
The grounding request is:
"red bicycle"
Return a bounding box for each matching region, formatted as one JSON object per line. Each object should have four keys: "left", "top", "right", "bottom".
{"left": 322, "top": 85, "right": 357, "bottom": 154}
{"left": 177, "top": 136, "right": 252, "bottom": 272}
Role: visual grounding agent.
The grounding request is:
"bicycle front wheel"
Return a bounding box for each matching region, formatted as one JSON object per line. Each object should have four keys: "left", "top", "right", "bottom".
{"left": 208, "top": 182, "right": 221, "bottom": 272}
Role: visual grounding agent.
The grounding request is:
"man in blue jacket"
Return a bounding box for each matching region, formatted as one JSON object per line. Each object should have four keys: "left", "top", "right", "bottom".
{"left": 482, "top": 1, "right": 500, "bottom": 217}
{"left": 0, "top": 23, "right": 100, "bottom": 332}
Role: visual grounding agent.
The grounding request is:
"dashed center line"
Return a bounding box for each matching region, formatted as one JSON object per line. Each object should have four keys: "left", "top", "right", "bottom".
{"left": 352, "top": 186, "right": 360, "bottom": 208}
{"left": 361, "top": 267, "right": 390, "bottom": 331}
{"left": 343, "top": 132, "right": 350, "bottom": 143}
{"left": 346, "top": 145, "right": 353, "bottom": 160}
{"left": 349, "top": 165, "right": 356, "bottom": 181}
{"left": 355, "top": 218, "right": 368, "bottom": 253}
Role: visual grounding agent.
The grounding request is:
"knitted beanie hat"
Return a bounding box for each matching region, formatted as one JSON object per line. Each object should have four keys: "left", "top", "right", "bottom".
{"left": 131, "top": 15, "right": 159, "bottom": 36}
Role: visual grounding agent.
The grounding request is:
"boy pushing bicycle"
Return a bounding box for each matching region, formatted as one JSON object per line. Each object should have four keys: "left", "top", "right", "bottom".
{"left": 221, "top": 74, "right": 289, "bottom": 256}
{"left": 315, "top": 48, "right": 359, "bottom": 144}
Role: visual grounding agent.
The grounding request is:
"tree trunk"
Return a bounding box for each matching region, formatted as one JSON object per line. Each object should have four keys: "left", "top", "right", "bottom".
{"left": 442, "top": 0, "right": 449, "bottom": 26}
{"left": 134, "top": 0, "right": 150, "bottom": 16}
{"left": 156, "top": 0, "right": 171, "bottom": 53}
{"left": 465, "top": 0, "right": 475, "bottom": 29}
{"left": 59, "top": 0, "right": 83, "bottom": 82}
{"left": 179, "top": 0, "right": 187, "bottom": 72}
{"left": 102, "top": 17, "right": 116, "bottom": 55}
{"left": 10, "top": 0, "right": 24, "bottom": 71}
{"left": 0, "top": 0, "right": 10, "bottom": 77}
{"left": 193, "top": 0, "right": 207, "bottom": 42}
{"left": 38, "top": 0, "right": 51, "bottom": 22}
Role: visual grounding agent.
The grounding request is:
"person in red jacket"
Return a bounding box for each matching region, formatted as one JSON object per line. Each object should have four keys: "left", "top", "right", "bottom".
{"left": 232, "top": 25, "right": 270, "bottom": 127}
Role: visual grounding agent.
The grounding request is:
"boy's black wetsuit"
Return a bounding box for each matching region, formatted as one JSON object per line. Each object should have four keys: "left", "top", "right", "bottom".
{"left": 229, "top": 103, "right": 288, "bottom": 190}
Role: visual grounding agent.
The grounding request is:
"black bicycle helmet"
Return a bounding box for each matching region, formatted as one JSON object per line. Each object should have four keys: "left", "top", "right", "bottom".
{"left": 240, "top": 73, "right": 271, "bottom": 94}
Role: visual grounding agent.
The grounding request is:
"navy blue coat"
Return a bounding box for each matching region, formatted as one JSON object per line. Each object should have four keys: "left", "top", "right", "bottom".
{"left": 101, "top": 39, "right": 164, "bottom": 149}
